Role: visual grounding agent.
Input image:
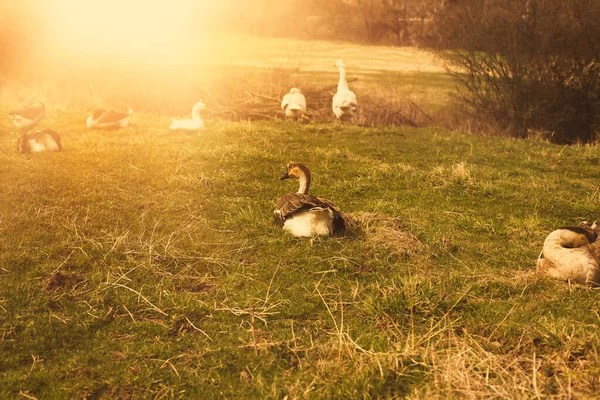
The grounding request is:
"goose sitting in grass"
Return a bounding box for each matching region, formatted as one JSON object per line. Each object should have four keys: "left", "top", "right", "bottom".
{"left": 274, "top": 162, "right": 345, "bottom": 237}
{"left": 17, "top": 129, "right": 62, "bottom": 154}
{"left": 170, "top": 101, "right": 205, "bottom": 132}
{"left": 86, "top": 108, "right": 133, "bottom": 129}
{"left": 9, "top": 102, "right": 46, "bottom": 131}
{"left": 281, "top": 88, "right": 306, "bottom": 120}
{"left": 537, "top": 221, "right": 600, "bottom": 285}
{"left": 332, "top": 60, "right": 357, "bottom": 121}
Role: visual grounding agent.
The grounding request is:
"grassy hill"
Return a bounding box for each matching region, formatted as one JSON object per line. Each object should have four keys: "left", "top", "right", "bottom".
{"left": 2, "top": 35, "right": 600, "bottom": 399}
{"left": 1, "top": 110, "right": 600, "bottom": 398}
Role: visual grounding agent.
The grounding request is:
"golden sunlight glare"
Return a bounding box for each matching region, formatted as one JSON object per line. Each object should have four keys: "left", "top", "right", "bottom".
{"left": 44, "top": 0, "right": 202, "bottom": 61}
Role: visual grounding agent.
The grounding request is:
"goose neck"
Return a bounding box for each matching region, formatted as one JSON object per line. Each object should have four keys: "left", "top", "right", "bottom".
{"left": 297, "top": 170, "right": 311, "bottom": 194}
{"left": 337, "top": 66, "right": 348, "bottom": 91}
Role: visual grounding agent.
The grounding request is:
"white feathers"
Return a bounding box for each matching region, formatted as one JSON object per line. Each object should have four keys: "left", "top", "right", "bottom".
{"left": 282, "top": 208, "right": 334, "bottom": 237}
{"left": 281, "top": 88, "right": 307, "bottom": 120}
{"left": 170, "top": 101, "right": 205, "bottom": 132}
{"left": 332, "top": 59, "right": 358, "bottom": 121}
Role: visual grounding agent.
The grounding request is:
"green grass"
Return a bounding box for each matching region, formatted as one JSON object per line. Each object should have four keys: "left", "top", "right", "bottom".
{"left": 2, "top": 106, "right": 600, "bottom": 398}
{"left": 1, "top": 33, "right": 599, "bottom": 399}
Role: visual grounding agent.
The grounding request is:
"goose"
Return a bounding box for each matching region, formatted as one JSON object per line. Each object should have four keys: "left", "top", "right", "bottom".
{"left": 170, "top": 101, "right": 205, "bottom": 132}
{"left": 17, "top": 129, "right": 62, "bottom": 154}
{"left": 536, "top": 221, "right": 600, "bottom": 285}
{"left": 281, "top": 88, "right": 306, "bottom": 120}
{"left": 332, "top": 60, "right": 357, "bottom": 121}
{"left": 274, "top": 162, "right": 345, "bottom": 237}
{"left": 86, "top": 108, "right": 133, "bottom": 129}
{"left": 9, "top": 102, "right": 46, "bottom": 131}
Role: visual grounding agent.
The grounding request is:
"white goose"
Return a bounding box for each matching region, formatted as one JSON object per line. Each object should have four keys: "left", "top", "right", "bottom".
{"left": 332, "top": 60, "right": 357, "bottom": 121}
{"left": 86, "top": 108, "right": 133, "bottom": 130}
{"left": 274, "top": 162, "right": 345, "bottom": 237}
{"left": 537, "top": 221, "right": 600, "bottom": 285}
{"left": 170, "top": 101, "right": 205, "bottom": 132}
{"left": 281, "top": 88, "right": 306, "bottom": 120}
{"left": 9, "top": 102, "right": 46, "bottom": 131}
{"left": 17, "top": 129, "right": 62, "bottom": 154}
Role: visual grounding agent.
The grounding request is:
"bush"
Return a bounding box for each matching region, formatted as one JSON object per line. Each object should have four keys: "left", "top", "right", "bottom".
{"left": 436, "top": 0, "right": 600, "bottom": 143}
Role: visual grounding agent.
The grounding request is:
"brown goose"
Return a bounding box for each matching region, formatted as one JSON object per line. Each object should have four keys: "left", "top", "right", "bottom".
{"left": 86, "top": 108, "right": 132, "bottom": 129}
{"left": 537, "top": 221, "right": 600, "bottom": 285}
{"left": 17, "top": 129, "right": 63, "bottom": 154}
{"left": 9, "top": 102, "right": 46, "bottom": 131}
{"left": 274, "top": 162, "right": 345, "bottom": 237}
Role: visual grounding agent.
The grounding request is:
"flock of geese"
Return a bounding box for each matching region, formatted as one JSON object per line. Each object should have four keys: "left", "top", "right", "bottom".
{"left": 282, "top": 59, "right": 358, "bottom": 121}
{"left": 7, "top": 59, "right": 358, "bottom": 154}
{"left": 6, "top": 59, "right": 599, "bottom": 286}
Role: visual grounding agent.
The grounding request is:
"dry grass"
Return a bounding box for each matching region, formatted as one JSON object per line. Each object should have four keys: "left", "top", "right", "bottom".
{"left": 347, "top": 212, "right": 425, "bottom": 257}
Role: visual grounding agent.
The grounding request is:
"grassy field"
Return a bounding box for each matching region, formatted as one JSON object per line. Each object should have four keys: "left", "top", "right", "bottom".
{"left": 2, "top": 36, "right": 600, "bottom": 398}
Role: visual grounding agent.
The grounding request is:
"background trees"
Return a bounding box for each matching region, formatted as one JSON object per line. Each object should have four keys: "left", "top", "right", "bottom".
{"left": 436, "top": 0, "right": 600, "bottom": 143}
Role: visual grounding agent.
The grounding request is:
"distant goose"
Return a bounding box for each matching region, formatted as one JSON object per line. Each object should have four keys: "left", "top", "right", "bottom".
{"left": 9, "top": 102, "right": 46, "bottom": 131}
{"left": 17, "top": 129, "right": 62, "bottom": 154}
{"left": 86, "top": 108, "right": 133, "bottom": 129}
{"left": 170, "top": 101, "right": 205, "bottom": 132}
{"left": 332, "top": 60, "right": 357, "bottom": 121}
{"left": 274, "top": 162, "right": 345, "bottom": 237}
{"left": 537, "top": 221, "right": 600, "bottom": 285}
{"left": 281, "top": 88, "right": 306, "bottom": 120}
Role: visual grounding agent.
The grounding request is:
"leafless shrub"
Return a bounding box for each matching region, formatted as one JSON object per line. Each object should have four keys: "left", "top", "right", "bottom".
{"left": 436, "top": 0, "right": 600, "bottom": 144}
{"left": 201, "top": 70, "right": 428, "bottom": 127}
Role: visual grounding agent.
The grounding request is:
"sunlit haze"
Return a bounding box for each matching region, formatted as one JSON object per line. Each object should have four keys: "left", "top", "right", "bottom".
{"left": 0, "top": 0, "right": 249, "bottom": 69}
{"left": 44, "top": 0, "right": 202, "bottom": 61}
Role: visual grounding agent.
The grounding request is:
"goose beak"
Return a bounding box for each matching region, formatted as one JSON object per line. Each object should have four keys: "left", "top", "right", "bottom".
{"left": 280, "top": 172, "right": 289, "bottom": 180}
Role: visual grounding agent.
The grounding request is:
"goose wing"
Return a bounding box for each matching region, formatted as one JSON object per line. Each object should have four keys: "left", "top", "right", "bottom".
{"left": 333, "top": 90, "right": 357, "bottom": 110}
{"left": 315, "top": 196, "right": 345, "bottom": 233}
{"left": 274, "top": 193, "right": 345, "bottom": 232}
{"left": 281, "top": 93, "right": 292, "bottom": 111}
{"left": 96, "top": 109, "right": 130, "bottom": 123}
{"left": 9, "top": 103, "right": 45, "bottom": 120}
{"left": 288, "top": 92, "right": 306, "bottom": 110}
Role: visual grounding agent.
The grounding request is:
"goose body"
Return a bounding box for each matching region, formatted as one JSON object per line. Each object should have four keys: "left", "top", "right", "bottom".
{"left": 537, "top": 221, "right": 600, "bottom": 285}
{"left": 9, "top": 102, "right": 46, "bottom": 131}
{"left": 281, "top": 88, "right": 306, "bottom": 120}
{"left": 274, "top": 162, "right": 345, "bottom": 237}
{"left": 332, "top": 60, "right": 357, "bottom": 121}
{"left": 86, "top": 108, "right": 132, "bottom": 129}
{"left": 17, "top": 129, "right": 62, "bottom": 154}
{"left": 170, "top": 101, "right": 205, "bottom": 132}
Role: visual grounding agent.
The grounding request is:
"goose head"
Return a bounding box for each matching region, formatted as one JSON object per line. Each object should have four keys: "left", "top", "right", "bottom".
{"left": 335, "top": 59, "right": 345, "bottom": 69}
{"left": 289, "top": 88, "right": 303, "bottom": 95}
{"left": 281, "top": 162, "right": 311, "bottom": 194}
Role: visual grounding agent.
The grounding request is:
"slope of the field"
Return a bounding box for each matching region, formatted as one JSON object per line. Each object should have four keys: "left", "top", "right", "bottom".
{"left": 1, "top": 106, "right": 600, "bottom": 398}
